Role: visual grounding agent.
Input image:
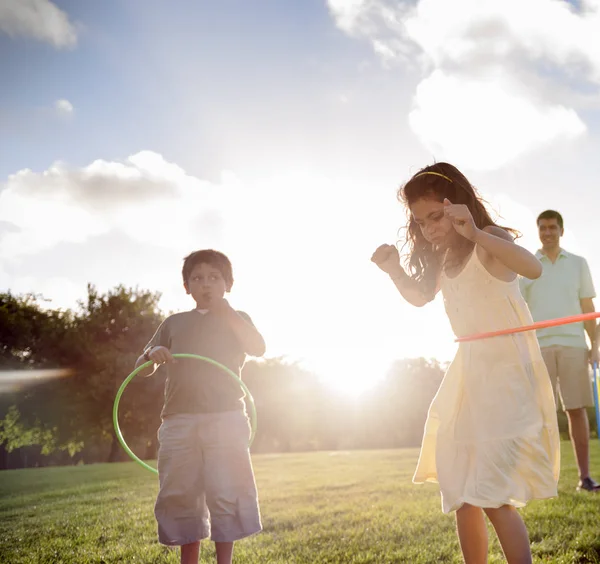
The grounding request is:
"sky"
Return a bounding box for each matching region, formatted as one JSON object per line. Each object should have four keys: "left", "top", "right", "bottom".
{"left": 1, "top": 0, "right": 600, "bottom": 394}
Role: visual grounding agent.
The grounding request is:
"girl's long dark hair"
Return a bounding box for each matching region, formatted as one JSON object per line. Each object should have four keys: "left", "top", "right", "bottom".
{"left": 397, "top": 162, "right": 519, "bottom": 298}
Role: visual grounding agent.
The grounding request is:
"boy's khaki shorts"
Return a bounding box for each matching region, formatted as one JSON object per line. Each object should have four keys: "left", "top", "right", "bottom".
{"left": 541, "top": 345, "right": 594, "bottom": 411}
{"left": 154, "top": 410, "right": 261, "bottom": 545}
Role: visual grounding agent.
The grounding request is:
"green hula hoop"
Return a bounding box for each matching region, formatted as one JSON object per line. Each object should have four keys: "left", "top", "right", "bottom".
{"left": 113, "top": 353, "right": 258, "bottom": 475}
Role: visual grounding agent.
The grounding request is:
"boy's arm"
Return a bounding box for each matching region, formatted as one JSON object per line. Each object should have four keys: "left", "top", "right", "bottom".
{"left": 211, "top": 299, "right": 266, "bottom": 357}
{"left": 134, "top": 352, "right": 157, "bottom": 377}
{"left": 134, "top": 320, "right": 172, "bottom": 376}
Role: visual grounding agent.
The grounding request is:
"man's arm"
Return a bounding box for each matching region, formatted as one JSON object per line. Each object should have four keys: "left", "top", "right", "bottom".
{"left": 580, "top": 257, "right": 597, "bottom": 362}
{"left": 581, "top": 297, "right": 598, "bottom": 363}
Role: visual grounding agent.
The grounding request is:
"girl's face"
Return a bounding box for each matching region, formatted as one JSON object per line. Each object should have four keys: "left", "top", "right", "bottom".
{"left": 410, "top": 198, "right": 456, "bottom": 248}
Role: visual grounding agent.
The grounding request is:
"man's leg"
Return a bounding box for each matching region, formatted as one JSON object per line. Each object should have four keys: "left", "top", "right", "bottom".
{"left": 540, "top": 347, "right": 559, "bottom": 407}
{"left": 557, "top": 347, "right": 599, "bottom": 490}
{"left": 566, "top": 407, "right": 591, "bottom": 480}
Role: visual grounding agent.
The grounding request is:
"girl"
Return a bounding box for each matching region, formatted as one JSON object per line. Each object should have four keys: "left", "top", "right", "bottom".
{"left": 372, "top": 163, "right": 559, "bottom": 564}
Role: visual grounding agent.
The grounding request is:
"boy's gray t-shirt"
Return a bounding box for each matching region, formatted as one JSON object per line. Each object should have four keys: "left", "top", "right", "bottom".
{"left": 145, "top": 309, "right": 253, "bottom": 417}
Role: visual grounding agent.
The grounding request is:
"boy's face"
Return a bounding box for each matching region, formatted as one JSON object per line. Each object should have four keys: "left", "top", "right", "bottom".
{"left": 184, "top": 262, "right": 228, "bottom": 309}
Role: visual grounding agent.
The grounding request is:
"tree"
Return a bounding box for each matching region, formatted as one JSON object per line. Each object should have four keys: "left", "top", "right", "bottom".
{"left": 0, "top": 286, "right": 165, "bottom": 465}
{"left": 362, "top": 357, "right": 445, "bottom": 448}
{"left": 0, "top": 292, "right": 80, "bottom": 467}
{"left": 69, "top": 284, "right": 165, "bottom": 462}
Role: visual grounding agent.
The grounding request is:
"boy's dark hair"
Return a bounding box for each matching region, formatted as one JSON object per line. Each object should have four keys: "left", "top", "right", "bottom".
{"left": 537, "top": 210, "right": 563, "bottom": 229}
{"left": 182, "top": 250, "right": 234, "bottom": 290}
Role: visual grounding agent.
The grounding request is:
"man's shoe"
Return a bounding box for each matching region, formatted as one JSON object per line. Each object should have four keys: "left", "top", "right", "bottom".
{"left": 577, "top": 477, "right": 600, "bottom": 492}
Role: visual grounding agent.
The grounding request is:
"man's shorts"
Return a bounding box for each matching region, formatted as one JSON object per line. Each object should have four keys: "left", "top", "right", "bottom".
{"left": 541, "top": 345, "right": 594, "bottom": 411}
{"left": 154, "top": 410, "right": 262, "bottom": 545}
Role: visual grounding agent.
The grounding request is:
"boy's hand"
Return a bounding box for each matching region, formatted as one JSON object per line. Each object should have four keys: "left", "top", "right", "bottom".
{"left": 146, "top": 346, "right": 173, "bottom": 364}
{"left": 208, "top": 297, "right": 235, "bottom": 316}
{"left": 371, "top": 244, "right": 403, "bottom": 276}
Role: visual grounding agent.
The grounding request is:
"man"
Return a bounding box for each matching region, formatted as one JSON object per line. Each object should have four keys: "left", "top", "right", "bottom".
{"left": 520, "top": 209, "right": 599, "bottom": 492}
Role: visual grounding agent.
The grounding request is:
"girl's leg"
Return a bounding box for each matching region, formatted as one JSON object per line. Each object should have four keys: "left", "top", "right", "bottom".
{"left": 181, "top": 541, "right": 200, "bottom": 564}
{"left": 483, "top": 505, "right": 532, "bottom": 564}
{"left": 456, "top": 503, "right": 488, "bottom": 564}
{"left": 215, "top": 541, "right": 234, "bottom": 564}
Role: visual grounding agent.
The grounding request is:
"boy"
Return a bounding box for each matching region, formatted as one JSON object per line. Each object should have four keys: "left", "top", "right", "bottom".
{"left": 135, "top": 249, "right": 266, "bottom": 564}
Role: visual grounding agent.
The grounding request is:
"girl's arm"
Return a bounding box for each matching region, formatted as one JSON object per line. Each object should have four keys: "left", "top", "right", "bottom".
{"left": 389, "top": 266, "right": 439, "bottom": 307}
{"left": 443, "top": 199, "right": 541, "bottom": 280}
{"left": 371, "top": 244, "right": 438, "bottom": 307}
{"left": 475, "top": 226, "right": 542, "bottom": 280}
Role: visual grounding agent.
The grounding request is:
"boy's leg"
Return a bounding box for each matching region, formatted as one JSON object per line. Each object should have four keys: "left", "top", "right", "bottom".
{"left": 215, "top": 542, "right": 234, "bottom": 564}
{"left": 203, "top": 411, "right": 262, "bottom": 544}
{"left": 181, "top": 542, "right": 200, "bottom": 564}
{"left": 455, "top": 503, "right": 488, "bottom": 564}
{"left": 484, "top": 505, "right": 531, "bottom": 564}
{"left": 155, "top": 416, "right": 210, "bottom": 547}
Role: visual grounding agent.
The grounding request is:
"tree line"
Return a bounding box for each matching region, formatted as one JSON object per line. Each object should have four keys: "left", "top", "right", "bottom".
{"left": 0, "top": 286, "right": 446, "bottom": 470}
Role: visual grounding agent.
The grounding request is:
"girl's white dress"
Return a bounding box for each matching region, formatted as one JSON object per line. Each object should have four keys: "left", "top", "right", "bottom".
{"left": 413, "top": 247, "right": 560, "bottom": 513}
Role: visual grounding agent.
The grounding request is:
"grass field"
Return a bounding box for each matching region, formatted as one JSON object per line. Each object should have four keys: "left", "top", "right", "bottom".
{"left": 1, "top": 440, "right": 599, "bottom": 563}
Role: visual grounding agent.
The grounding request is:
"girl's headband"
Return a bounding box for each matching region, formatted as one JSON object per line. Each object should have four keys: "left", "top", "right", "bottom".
{"left": 413, "top": 171, "right": 453, "bottom": 183}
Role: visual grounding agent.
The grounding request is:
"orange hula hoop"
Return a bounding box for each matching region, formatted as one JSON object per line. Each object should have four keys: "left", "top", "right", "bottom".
{"left": 455, "top": 311, "right": 600, "bottom": 343}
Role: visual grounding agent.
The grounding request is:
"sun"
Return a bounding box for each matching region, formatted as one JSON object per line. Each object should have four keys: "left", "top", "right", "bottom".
{"left": 302, "top": 348, "right": 393, "bottom": 397}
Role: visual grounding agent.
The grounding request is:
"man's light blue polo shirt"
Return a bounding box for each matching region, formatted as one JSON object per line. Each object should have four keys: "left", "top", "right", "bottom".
{"left": 519, "top": 249, "right": 595, "bottom": 349}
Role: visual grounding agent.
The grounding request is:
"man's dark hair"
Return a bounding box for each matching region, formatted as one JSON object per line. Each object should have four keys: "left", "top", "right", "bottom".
{"left": 182, "top": 250, "right": 234, "bottom": 289}
{"left": 537, "top": 210, "right": 563, "bottom": 229}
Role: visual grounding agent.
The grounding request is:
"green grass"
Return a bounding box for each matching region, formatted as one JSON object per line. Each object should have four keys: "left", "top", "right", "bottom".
{"left": 1, "top": 441, "right": 599, "bottom": 563}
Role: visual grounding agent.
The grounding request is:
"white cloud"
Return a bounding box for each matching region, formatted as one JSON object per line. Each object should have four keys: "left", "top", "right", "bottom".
{"left": 409, "top": 70, "right": 586, "bottom": 170}
{"left": 327, "top": 0, "right": 370, "bottom": 34}
{"left": 328, "top": 0, "right": 416, "bottom": 63}
{"left": 54, "top": 99, "right": 74, "bottom": 115}
{"left": 327, "top": 0, "right": 600, "bottom": 170}
{"left": 0, "top": 0, "right": 77, "bottom": 48}
{"left": 0, "top": 151, "right": 227, "bottom": 259}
